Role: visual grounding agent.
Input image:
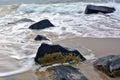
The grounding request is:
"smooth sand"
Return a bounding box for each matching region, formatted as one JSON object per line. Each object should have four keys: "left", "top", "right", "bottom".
{"left": 54, "top": 37, "right": 120, "bottom": 58}
{"left": 0, "top": 37, "right": 120, "bottom": 80}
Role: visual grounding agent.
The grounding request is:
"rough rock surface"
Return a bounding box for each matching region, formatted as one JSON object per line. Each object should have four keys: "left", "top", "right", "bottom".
{"left": 35, "top": 43, "right": 86, "bottom": 65}
{"left": 94, "top": 55, "right": 120, "bottom": 77}
{"left": 29, "top": 19, "right": 54, "bottom": 30}
{"left": 49, "top": 65, "right": 88, "bottom": 80}
{"left": 35, "top": 65, "right": 88, "bottom": 80}
{"left": 85, "top": 5, "right": 115, "bottom": 14}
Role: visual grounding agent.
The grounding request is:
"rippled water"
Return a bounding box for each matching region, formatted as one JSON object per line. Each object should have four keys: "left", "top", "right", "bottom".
{"left": 0, "top": 2, "right": 120, "bottom": 77}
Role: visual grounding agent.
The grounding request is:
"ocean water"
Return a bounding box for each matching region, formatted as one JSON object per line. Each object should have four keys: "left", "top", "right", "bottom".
{"left": 0, "top": 1, "right": 120, "bottom": 77}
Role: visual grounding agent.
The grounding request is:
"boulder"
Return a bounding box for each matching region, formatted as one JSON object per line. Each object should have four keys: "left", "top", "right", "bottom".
{"left": 34, "top": 35, "right": 49, "bottom": 41}
{"left": 35, "top": 65, "right": 88, "bottom": 80}
{"left": 49, "top": 65, "right": 88, "bottom": 80}
{"left": 85, "top": 5, "right": 115, "bottom": 14}
{"left": 35, "top": 43, "right": 86, "bottom": 66}
{"left": 29, "top": 19, "right": 54, "bottom": 30}
{"left": 94, "top": 55, "right": 120, "bottom": 77}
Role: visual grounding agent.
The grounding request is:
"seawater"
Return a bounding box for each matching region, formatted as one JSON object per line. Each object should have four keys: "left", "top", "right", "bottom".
{"left": 0, "top": 2, "right": 120, "bottom": 77}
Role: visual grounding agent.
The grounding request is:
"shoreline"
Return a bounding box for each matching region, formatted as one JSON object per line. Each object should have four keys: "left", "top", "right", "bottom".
{"left": 0, "top": 37, "right": 120, "bottom": 80}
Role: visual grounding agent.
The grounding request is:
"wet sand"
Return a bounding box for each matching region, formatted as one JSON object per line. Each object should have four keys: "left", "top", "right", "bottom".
{"left": 54, "top": 37, "right": 120, "bottom": 58}
{"left": 54, "top": 37, "right": 120, "bottom": 80}
{"left": 0, "top": 37, "right": 120, "bottom": 80}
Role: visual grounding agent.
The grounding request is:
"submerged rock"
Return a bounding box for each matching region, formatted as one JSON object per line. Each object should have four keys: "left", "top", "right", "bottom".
{"left": 8, "top": 18, "right": 34, "bottom": 24}
{"left": 35, "top": 65, "right": 88, "bottom": 80}
{"left": 94, "top": 55, "right": 120, "bottom": 77}
{"left": 85, "top": 5, "right": 115, "bottom": 14}
{"left": 34, "top": 35, "right": 49, "bottom": 41}
{"left": 35, "top": 43, "right": 86, "bottom": 66}
{"left": 49, "top": 65, "right": 88, "bottom": 80}
{"left": 29, "top": 19, "right": 54, "bottom": 30}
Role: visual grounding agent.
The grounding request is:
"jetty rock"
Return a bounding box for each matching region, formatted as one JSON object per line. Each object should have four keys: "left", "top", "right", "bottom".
{"left": 35, "top": 43, "right": 86, "bottom": 66}
{"left": 50, "top": 65, "right": 88, "bottom": 80}
{"left": 34, "top": 35, "right": 49, "bottom": 41}
{"left": 85, "top": 5, "right": 115, "bottom": 14}
{"left": 35, "top": 65, "right": 88, "bottom": 80}
{"left": 94, "top": 55, "right": 120, "bottom": 77}
{"left": 29, "top": 19, "right": 54, "bottom": 30}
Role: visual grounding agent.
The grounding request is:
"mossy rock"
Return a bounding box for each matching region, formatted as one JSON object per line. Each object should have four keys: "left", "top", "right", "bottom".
{"left": 94, "top": 65, "right": 113, "bottom": 77}
{"left": 35, "top": 43, "right": 86, "bottom": 66}
{"left": 38, "top": 52, "right": 81, "bottom": 66}
{"left": 94, "top": 55, "right": 120, "bottom": 77}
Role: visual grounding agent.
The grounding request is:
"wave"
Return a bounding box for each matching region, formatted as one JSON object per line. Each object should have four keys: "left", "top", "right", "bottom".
{"left": 0, "top": 0, "right": 120, "bottom": 5}
{"left": 0, "top": 2, "right": 120, "bottom": 38}
{"left": 0, "top": 59, "right": 34, "bottom": 77}
{"left": 17, "top": 3, "right": 85, "bottom": 14}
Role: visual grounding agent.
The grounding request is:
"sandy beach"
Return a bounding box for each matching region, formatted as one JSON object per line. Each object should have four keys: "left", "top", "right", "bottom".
{"left": 0, "top": 0, "right": 120, "bottom": 79}
{"left": 0, "top": 37, "right": 120, "bottom": 80}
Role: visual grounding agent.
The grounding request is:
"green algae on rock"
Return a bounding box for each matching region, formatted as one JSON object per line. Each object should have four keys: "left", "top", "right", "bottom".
{"left": 35, "top": 43, "right": 86, "bottom": 66}
{"left": 38, "top": 52, "right": 81, "bottom": 66}
{"left": 94, "top": 55, "right": 120, "bottom": 77}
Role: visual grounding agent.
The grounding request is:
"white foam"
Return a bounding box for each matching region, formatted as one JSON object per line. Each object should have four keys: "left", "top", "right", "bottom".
{"left": 1, "top": 2, "right": 120, "bottom": 38}
{"left": 0, "top": 59, "right": 34, "bottom": 77}
{"left": 39, "top": 63, "right": 68, "bottom": 72}
{"left": 17, "top": 3, "right": 85, "bottom": 14}
{"left": 84, "top": 53, "right": 96, "bottom": 60}
{"left": 10, "top": 54, "right": 35, "bottom": 60}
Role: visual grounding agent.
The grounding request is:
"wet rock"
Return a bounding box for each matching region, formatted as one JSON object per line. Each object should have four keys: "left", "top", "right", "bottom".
{"left": 29, "top": 19, "right": 54, "bottom": 30}
{"left": 35, "top": 43, "right": 86, "bottom": 66}
{"left": 34, "top": 35, "right": 49, "bottom": 41}
{"left": 85, "top": 5, "right": 115, "bottom": 14}
{"left": 48, "top": 65, "right": 88, "bottom": 80}
{"left": 8, "top": 18, "right": 34, "bottom": 24}
{"left": 35, "top": 65, "right": 88, "bottom": 80}
{"left": 94, "top": 55, "right": 120, "bottom": 77}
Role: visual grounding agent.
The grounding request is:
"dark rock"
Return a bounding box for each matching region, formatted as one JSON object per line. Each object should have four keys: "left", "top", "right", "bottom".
{"left": 49, "top": 65, "right": 88, "bottom": 80}
{"left": 34, "top": 35, "right": 49, "bottom": 41}
{"left": 8, "top": 18, "right": 34, "bottom": 24}
{"left": 29, "top": 19, "right": 54, "bottom": 30}
{"left": 94, "top": 55, "right": 120, "bottom": 77}
{"left": 35, "top": 43, "right": 86, "bottom": 65}
{"left": 85, "top": 5, "right": 115, "bottom": 14}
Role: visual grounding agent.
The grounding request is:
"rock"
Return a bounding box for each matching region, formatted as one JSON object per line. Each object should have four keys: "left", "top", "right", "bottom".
{"left": 35, "top": 65, "right": 88, "bottom": 80}
{"left": 29, "top": 19, "right": 54, "bottom": 30}
{"left": 49, "top": 65, "right": 88, "bottom": 80}
{"left": 94, "top": 55, "right": 120, "bottom": 77}
{"left": 35, "top": 43, "right": 86, "bottom": 66}
{"left": 34, "top": 35, "right": 49, "bottom": 41}
{"left": 8, "top": 18, "right": 34, "bottom": 24}
{"left": 85, "top": 5, "right": 115, "bottom": 14}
